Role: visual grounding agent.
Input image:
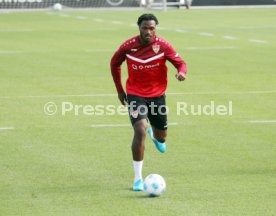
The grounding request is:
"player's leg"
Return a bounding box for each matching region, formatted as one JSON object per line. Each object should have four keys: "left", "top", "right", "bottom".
{"left": 132, "top": 119, "right": 147, "bottom": 191}
{"left": 147, "top": 127, "right": 167, "bottom": 153}
{"left": 132, "top": 119, "right": 147, "bottom": 161}
{"left": 127, "top": 94, "right": 148, "bottom": 191}
{"left": 147, "top": 95, "right": 167, "bottom": 153}
{"left": 151, "top": 126, "right": 167, "bottom": 143}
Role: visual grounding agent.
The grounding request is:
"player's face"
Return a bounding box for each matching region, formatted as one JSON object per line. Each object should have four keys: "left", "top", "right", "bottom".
{"left": 139, "top": 20, "right": 156, "bottom": 45}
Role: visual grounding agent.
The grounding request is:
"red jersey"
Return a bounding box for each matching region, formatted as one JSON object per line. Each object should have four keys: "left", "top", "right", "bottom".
{"left": 110, "top": 35, "right": 187, "bottom": 97}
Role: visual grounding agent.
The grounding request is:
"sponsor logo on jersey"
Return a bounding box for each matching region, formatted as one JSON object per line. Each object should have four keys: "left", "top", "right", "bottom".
{"left": 131, "top": 63, "right": 160, "bottom": 70}
{"left": 132, "top": 64, "right": 137, "bottom": 70}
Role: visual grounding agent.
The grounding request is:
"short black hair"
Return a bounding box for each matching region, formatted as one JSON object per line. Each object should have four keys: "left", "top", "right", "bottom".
{"left": 137, "top": 14, "right": 159, "bottom": 26}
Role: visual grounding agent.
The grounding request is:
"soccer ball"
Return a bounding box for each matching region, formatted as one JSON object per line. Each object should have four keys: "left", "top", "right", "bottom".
{"left": 53, "top": 3, "right": 62, "bottom": 11}
{"left": 143, "top": 174, "right": 166, "bottom": 197}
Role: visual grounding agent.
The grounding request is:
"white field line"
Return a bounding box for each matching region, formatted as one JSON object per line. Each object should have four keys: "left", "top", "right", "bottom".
{"left": 175, "top": 29, "right": 188, "bottom": 33}
{"left": 223, "top": 36, "right": 238, "bottom": 40}
{"left": 18, "top": 93, "right": 117, "bottom": 98}
{"left": 176, "top": 27, "right": 200, "bottom": 30}
{"left": 167, "top": 90, "right": 276, "bottom": 95}
{"left": 157, "top": 27, "right": 166, "bottom": 30}
{"left": 75, "top": 16, "right": 87, "bottom": 20}
{"left": 249, "top": 120, "right": 276, "bottom": 124}
{"left": 74, "top": 29, "right": 116, "bottom": 32}
{"left": 0, "top": 127, "right": 15, "bottom": 131}
{"left": 90, "top": 122, "right": 178, "bottom": 128}
{"left": 0, "top": 50, "right": 23, "bottom": 54}
{"left": 249, "top": 39, "right": 268, "bottom": 44}
{"left": 184, "top": 46, "right": 237, "bottom": 50}
{"left": 167, "top": 122, "right": 178, "bottom": 126}
{"left": 85, "top": 49, "right": 114, "bottom": 52}
{"left": 59, "top": 14, "right": 70, "bottom": 17}
{"left": 91, "top": 123, "right": 130, "bottom": 128}
{"left": 111, "top": 21, "right": 123, "bottom": 25}
{"left": 0, "top": 29, "right": 33, "bottom": 32}
{"left": 192, "top": 5, "right": 276, "bottom": 9}
{"left": 240, "top": 25, "right": 276, "bottom": 29}
{"left": 94, "top": 18, "right": 104, "bottom": 22}
{"left": 1, "top": 90, "right": 276, "bottom": 99}
{"left": 199, "top": 32, "right": 214, "bottom": 37}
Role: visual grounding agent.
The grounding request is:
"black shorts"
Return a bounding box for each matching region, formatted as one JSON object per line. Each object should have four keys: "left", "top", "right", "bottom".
{"left": 127, "top": 94, "right": 168, "bottom": 130}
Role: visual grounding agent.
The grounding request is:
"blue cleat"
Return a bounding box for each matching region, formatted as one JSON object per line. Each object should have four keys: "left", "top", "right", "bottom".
{"left": 133, "top": 179, "right": 143, "bottom": 191}
{"left": 147, "top": 127, "right": 167, "bottom": 153}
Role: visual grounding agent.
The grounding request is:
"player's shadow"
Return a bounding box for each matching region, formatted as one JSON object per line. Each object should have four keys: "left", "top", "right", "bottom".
{"left": 124, "top": 187, "right": 159, "bottom": 199}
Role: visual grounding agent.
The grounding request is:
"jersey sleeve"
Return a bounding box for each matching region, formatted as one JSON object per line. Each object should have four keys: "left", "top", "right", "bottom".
{"left": 165, "top": 43, "right": 187, "bottom": 76}
{"left": 110, "top": 44, "right": 127, "bottom": 94}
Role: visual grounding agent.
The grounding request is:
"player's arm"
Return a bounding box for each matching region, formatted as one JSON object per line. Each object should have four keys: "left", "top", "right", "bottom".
{"left": 165, "top": 44, "right": 187, "bottom": 82}
{"left": 110, "top": 46, "right": 127, "bottom": 105}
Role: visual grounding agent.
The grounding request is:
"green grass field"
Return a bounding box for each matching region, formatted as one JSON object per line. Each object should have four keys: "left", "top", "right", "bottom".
{"left": 0, "top": 7, "right": 276, "bottom": 216}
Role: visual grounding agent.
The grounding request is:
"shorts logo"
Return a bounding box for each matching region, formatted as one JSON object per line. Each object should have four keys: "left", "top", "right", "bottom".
{"left": 152, "top": 44, "right": 160, "bottom": 54}
{"left": 131, "top": 111, "right": 138, "bottom": 118}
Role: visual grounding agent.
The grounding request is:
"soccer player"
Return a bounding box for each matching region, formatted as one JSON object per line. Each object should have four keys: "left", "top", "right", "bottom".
{"left": 110, "top": 14, "right": 187, "bottom": 191}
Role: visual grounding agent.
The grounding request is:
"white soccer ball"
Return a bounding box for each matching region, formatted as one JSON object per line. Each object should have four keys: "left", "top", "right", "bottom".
{"left": 53, "top": 3, "right": 62, "bottom": 11}
{"left": 143, "top": 174, "right": 166, "bottom": 197}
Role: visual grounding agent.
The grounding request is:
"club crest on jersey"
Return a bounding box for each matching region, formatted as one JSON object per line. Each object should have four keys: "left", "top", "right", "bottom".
{"left": 152, "top": 44, "right": 160, "bottom": 54}
{"left": 131, "top": 111, "right": 138, "bottom": 119}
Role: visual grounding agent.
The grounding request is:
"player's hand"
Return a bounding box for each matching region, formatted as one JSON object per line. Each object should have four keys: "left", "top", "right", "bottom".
{"left": 118, "top": 92, "right": 127, "bottom": 105}
{"left": 175, "top": 72, "right": 186, "bottom": 81}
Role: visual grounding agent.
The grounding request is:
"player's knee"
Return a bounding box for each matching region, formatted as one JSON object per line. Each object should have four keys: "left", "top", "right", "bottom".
{"left": 134, "top": 127, "right": 147, "bottom": 140}
{"left": 133, "top": 121, "right": 147, "bottom": 141}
